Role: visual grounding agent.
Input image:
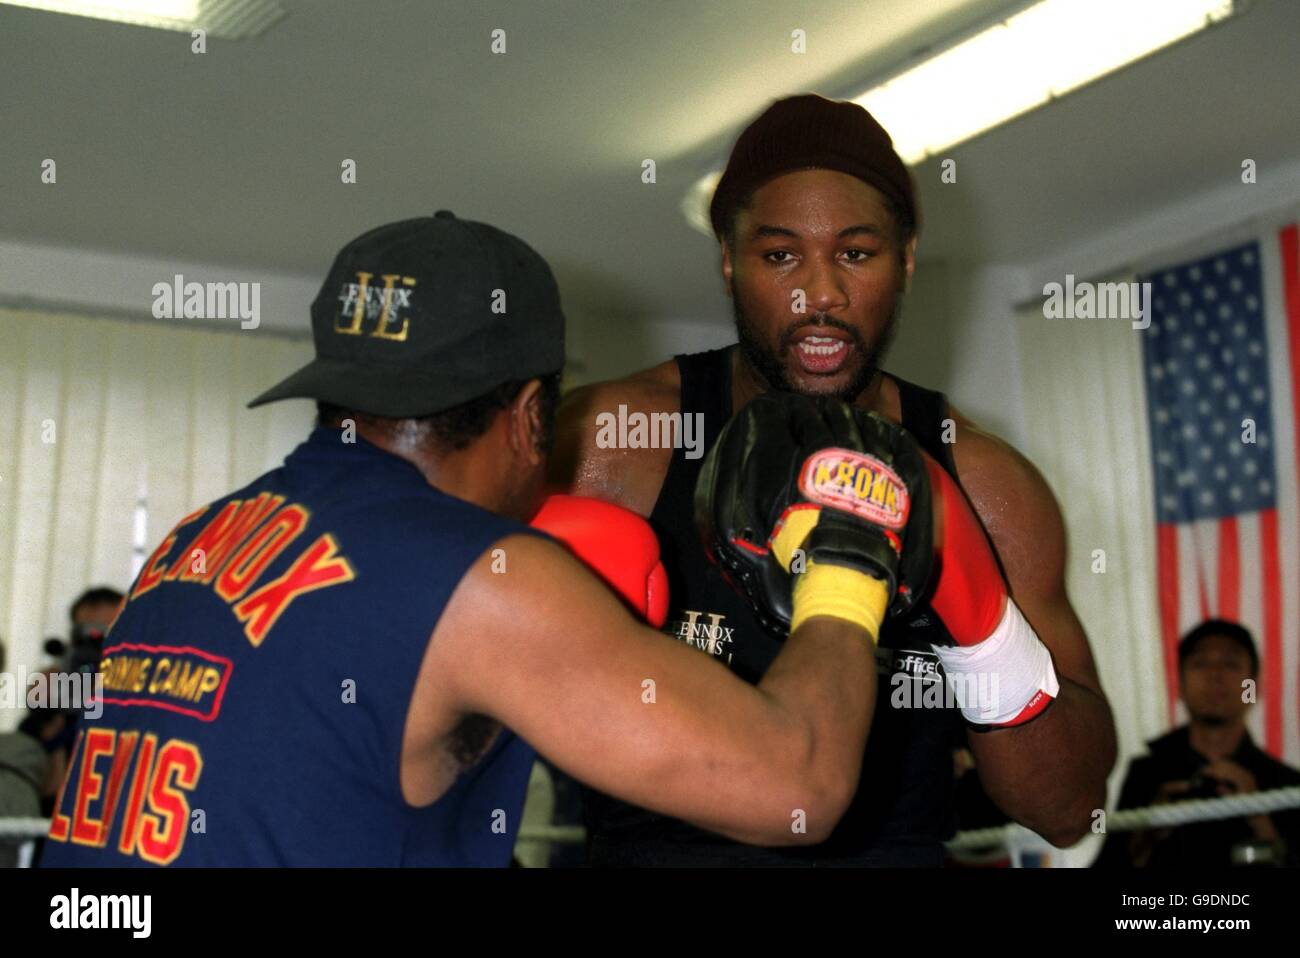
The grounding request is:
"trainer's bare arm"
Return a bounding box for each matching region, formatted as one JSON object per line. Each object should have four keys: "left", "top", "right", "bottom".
{"left": 948, "top": 409, "right": 1117, "bottom": 847}
{"left": 425, "top": 534, "right": 877, "bottom": 846}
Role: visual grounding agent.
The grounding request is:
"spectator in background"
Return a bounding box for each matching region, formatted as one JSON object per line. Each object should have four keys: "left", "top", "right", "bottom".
{"left": 18, "top": 586, "right": 124, "bottom": 814}
{"left": 1095, "top": 619, "right": 1300, "bottom": 867}
{"left": 0, "top": 638, "right": 49, "bottom": 867}
{"left": 69, "top": 586, "right": 124, "bottom": 636}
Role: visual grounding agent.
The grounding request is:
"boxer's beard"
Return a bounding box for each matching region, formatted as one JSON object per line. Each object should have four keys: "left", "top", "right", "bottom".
{"left": 732, "top": 282, "right": 901, "bottom": 403}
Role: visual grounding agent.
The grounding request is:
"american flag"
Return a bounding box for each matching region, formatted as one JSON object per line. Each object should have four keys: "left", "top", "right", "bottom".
{"left": 1140, "top": 225, "right": 1300, "bottom": 763}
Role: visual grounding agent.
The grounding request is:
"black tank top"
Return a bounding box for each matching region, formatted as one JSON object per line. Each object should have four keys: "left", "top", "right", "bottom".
{"left": 585, "top": 346, "right": 966, "bottom": 866}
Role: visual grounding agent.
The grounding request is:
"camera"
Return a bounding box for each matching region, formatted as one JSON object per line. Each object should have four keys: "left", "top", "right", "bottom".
{"left": 43, "top": 624, "right": 106, "bottom": 678}
{"left": 1184, "top": 771, "right": 1231, "bottom": 800}
{"left": 68, "top": 623, "right": 107, "bottom": 676}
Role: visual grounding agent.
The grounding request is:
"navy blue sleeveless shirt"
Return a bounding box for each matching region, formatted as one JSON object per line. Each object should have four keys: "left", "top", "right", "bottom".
{"left": 42, "top": 427, "right": 537, "bottom": 867}
{"left": 585, "top": 348, "right": 966, "bottom": 866}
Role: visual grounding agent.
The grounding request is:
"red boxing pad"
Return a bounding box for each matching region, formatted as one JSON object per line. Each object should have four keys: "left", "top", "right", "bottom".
{"left": 926, "top": 459, "right": 1007, "bottom": 645}
{"left": 530, "top": 494, "right": 670, "bottom": 628}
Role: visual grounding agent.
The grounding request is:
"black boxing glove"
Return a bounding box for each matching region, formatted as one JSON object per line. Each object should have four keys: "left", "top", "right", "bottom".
{"left": 695, "top": 392, "right": 933, "bottom": 642}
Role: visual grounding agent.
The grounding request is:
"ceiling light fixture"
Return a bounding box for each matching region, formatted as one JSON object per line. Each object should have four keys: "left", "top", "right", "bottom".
{"left": 683, "top": 0, "right": 1239, "bottom": 235}
{"left": 0, "top": 0, "right": 284, "bottom": 39}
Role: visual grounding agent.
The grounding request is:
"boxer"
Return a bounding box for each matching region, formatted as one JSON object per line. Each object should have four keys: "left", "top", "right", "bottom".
{"left": 41, "top": 212, "right": 929, "bottom": 866}
{"left": 552, "top": 95, "right": 1118, "bottom": 866}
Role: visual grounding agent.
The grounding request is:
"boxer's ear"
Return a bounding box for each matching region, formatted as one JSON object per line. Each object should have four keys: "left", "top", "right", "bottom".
{"left": 720, "top": 239, "right": 735, "bottom": 295}
{"left": 508, "top": 378, "right": 546, "bottom": 466}
{"left": 901, "top": 235, "right": 918, "bottom": 292}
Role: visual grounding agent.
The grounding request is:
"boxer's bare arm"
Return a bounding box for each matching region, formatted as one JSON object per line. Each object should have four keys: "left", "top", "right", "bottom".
{"left": 947, "top": 407, "right": 1117, "bottom": 847}
{"left": 549, "top": 362, "right": 679, "bottom": 515}
{"left": 419, "top": 534, "right": 876, "bottom": 846}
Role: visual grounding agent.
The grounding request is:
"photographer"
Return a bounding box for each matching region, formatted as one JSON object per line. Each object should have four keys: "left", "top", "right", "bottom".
{"left": 1096, "top": 620, "right": 1300, "bottom": 867}
{"left": 66, "top": 586, "right": 124, "bottom": 647}
{"left": 16, "top": 587, "right": 122, "bottom": 815}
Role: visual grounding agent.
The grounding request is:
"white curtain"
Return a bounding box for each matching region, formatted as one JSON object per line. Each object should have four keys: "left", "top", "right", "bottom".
{"left": 1013, "top": 274, "right": 1170, "bottom": 864}
{"left": 1015, "top": 273, "right": 1171, "bottom": 757}
{"left": 0, "top": 308, "right": 313, "bottom": 727}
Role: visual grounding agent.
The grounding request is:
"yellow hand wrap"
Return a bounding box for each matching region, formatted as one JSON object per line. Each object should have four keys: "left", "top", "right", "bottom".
{"left": 790, "top": 559, "right": 888, "bottom": 644}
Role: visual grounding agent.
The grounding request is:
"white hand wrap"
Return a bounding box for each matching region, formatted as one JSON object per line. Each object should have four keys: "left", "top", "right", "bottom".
{"left": 931, "top": 599, "right": 1060, "bottom": 727}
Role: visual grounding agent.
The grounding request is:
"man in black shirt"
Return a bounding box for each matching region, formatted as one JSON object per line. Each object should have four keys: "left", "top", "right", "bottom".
{"left": 1096, "top": 619, "right": 1300, "bottom": 867}
{"left": 552, "top": 94, "right": 1116, "bottom": 865}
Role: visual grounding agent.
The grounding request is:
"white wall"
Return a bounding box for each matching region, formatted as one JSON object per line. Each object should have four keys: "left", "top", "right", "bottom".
{"left": 565, "top": 309, "right": 733, "bottom": 386}
{"left": 0, "top": 237, "right": 318, "bottom": 336}
{"left": 891, "top": 259, "right": 1031, "bottom": 448}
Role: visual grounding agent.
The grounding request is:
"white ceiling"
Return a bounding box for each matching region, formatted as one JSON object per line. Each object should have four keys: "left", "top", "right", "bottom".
{"left": 2, "top": 0, "right": 1297, "bottom": 328}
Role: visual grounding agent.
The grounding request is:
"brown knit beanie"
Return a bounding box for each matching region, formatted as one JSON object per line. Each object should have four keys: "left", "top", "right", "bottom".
{"left": 709, "top": 93, "right": 919, "bottom": 242}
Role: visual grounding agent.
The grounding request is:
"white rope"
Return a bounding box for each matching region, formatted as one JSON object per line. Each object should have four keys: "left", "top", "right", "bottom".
{"left": 946, "top": 785, "right": 1300, "bottom": 850}
{"left": 0, "top": 818, "right": 589, "bottom": 844}
{"left": 0, "top": 818, "right": 50, "bottom": 841}
{"left": 514, "top": 824, "right": 586, "bottom": 844}
{"left": 4, "top": 786, "right": 1296, "bottom": 852}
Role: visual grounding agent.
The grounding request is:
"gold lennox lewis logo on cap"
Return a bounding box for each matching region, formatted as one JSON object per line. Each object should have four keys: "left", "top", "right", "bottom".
{"left": 335, "top": 271, "right": 418, "bottom": 342}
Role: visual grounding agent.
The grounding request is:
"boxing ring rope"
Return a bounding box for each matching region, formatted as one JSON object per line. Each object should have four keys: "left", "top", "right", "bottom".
{"left": 945, "top": 785, "right": 1300, "bottom": 851}
{"left": 0, "top": 818, "right": 48, "bottom": 869}
{"left": 0, "top": 818, "right": 49, "bottom": 839}
{"left": 3, "top": 786, "right": 1298, "bottom": 864}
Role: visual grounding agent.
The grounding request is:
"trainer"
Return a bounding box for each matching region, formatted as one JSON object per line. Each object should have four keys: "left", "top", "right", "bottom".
{"left": 552, "top": 95, "right": 1118, "bottom": 866}
{"left": 40, "top": 212, "right": 928, "bottom": 866}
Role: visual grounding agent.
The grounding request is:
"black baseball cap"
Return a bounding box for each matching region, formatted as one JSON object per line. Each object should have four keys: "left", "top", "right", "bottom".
{"left": 248, "top": 211, "right": 566, "bottom": 417}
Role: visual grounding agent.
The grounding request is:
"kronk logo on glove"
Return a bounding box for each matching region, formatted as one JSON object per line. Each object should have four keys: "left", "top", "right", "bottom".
{"left": 799, "top": 448, "right": 910, "bottom": 531}
{"left": 695, "top": 392, "right": 933, "bottom": 639}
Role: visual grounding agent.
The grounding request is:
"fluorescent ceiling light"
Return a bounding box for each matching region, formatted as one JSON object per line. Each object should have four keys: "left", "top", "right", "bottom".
{"left": 685, "top": 0, "right": 1237, "bottom": 233}
{"left": 861, "top": 0, "right": 1235, "bottom": 164}
{"left": 0, "top": 0, "right": 285, "bottom": 38}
